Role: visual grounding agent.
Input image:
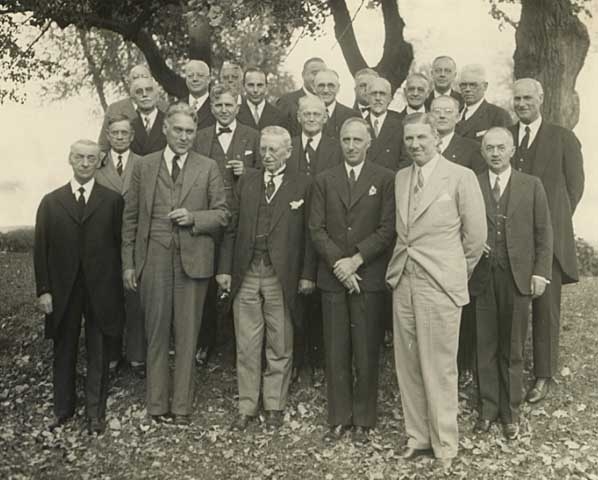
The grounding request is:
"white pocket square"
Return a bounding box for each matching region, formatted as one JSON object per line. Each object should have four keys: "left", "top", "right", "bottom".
{"left": 244, "top": 150, "right": 254, "bottom": 156}
{"left": 475, "top": 129, "right": 488, "bottom": 138}
{"left": 368, "top": 185, "right": 377, "bottom": 196}
{"left": 290, "top": 199, "right": 304, "bottom": 210}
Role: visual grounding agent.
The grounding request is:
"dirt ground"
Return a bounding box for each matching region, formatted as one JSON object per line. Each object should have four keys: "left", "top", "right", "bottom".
{"left": 1, "top": 252, "right": 597, "bottom": 479}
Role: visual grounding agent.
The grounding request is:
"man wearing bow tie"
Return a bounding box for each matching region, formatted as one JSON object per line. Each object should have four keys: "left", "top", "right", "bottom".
{"left": 193, "top": 85, "right": 260, "bottom": 365}
{"left": 95, "top": 114, "right": 146, "bottom": 378}
{"left": 34, "top": 140, "right": 125, "bottom": 434}
{"left": 182, "top": 60, "right": 215, "bottom": 130}
{"left": 122, "top": 103, "right": 229, "bottom": 425}
{"left": 310, "top": 117, "right": 396, "bottom": 445}
{"left": 352, "top": 68, "right": 379, "bottom": 117}
{"left": 129, "top": 77, "right": 167, "bottom": 156}
{"left": 217, "top": 126, "right": 316, "bottom": 431}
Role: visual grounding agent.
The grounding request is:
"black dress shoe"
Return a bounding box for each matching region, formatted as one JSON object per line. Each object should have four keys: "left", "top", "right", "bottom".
{"left": 87, "top": 417, "right": 106, "bottom": 435}
{"left": 323, "top": 425, "right": 349, "bottom": 442}
{"left": 130, "top": 363, "right": 146, "bottom": 379}
{"left": 473, "top": 418, "right": 492, "bottom": 433}
{"left": 265, "top": 410, "right": 283, "bottom": 429}
{"left": 526, "top": 378, "right": 550, "bottom": 403}
{"left": 400, "top": 447, "right": 434, "bottom": 460}
{"left": 351, "top": 426, "right": 370, "bottom": 445}
{"left": 150, "top": 413, "right": 173, "bottom": 424}
{"left": 502, "top": 423, "right": 519, "bottom": 440}
{"left": 230, "top": 414, "right": 253, "bottom": 431}
{"left": 49, "top": 415, "right": 71, "bottom": 431}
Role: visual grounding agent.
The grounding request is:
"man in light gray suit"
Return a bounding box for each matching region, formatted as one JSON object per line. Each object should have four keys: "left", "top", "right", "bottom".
{"left": 386, "top": 113, "right": 486, "bottom": 472}
{"left": 95, "top": 114, "right": 146, "bottom": 378}
{"left": 122, "top": 103, "right": 229, "bottom": 424}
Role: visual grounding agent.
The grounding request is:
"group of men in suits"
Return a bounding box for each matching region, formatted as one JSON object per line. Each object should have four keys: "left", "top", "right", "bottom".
{"left": 34, "top": 55, "right": 583, "bottom": 472}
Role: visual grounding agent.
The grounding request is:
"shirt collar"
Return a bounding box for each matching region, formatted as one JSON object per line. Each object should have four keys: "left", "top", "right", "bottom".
{"left": 439, "top": 131, "right": 455, "bottom": 151}
{"left": 190, "top": 92, "right": 209, "bottom": 109}
{"left": 264, "top": 163, "right": 286, "bottom": 180}
{"left": 70, "top": 178, "right": 95, "bottom": 196}
{"left": 110, "top": 149, "right": 129, "bottom": 163}
{"left": 302, "top": 86, "right": 317, "bottom": 97}
{"left": 139, "top": 107, "right": 158, "bottom": 122}
{"left": 413, "top": 153, "right": 440, "bottom": 184}
{"left": 464, "top": 97, "right": 484, "bottom": 117}
{"left": 434, "top": 88, "right": 452, "bottom": 98}
{"left": 406, "top": 105, "right": 426, "bottom": 115}
{"left": 326, "top": 101, "right": 337, "bottom": 117}
{"left": 489, "top": 165, "right": 512, "bottom": 186}
{"left": 519, "top": 115, "right": 542, "bottom": 143}
{"left": 370, "top": 110, "right": 388, "bottom": 126}
{"left": 302, "top": 131, "right": 322, "bottom": 150}
{"left": 217, "top": 119, "right": 237, "bottom": 133}
{"left": 164, "top": 144, "right": 189, "bottom": 166}
{"left": 344, "top": 160, "right": 365, "bottom": 180}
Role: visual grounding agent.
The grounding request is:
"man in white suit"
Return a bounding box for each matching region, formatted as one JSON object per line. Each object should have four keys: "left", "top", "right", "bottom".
{"left": 386, "top": 113, "right": 486, "bottom": 472}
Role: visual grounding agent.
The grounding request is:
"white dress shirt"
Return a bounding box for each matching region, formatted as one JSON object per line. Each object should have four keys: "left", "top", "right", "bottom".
{"left": 488, "top": 166, "right": 512, "bottom": 199}
{"left": 413, "top": 153, "right": 440, "bottom": 185}
{"left": 518, "top": 115, "right": 542, "bottom": 146}
{"left": 190, "top": 92, "right": 209, "bottom": 112}
{"left": 461, "top": 98, "right": 484, "bottom": 121}
{"left": 110, "top": 149, "right": 130, "bottom": 171}
{"left": 70, "top": 178, "right": 95, "bottom": 203}
{"left": 263, "top": 164, "right": 286, "bottom": 203}
{"left": 163, "top": 145, "right": 188, "bottom": 176}
{"left": 406, "top": 105, "right": 426, "bottom": 115}
{"left": 344, "top": 160, "right": 365, "bottom": 181}
{"left": 302, "top": 132, "right": 322, "bottom": 152}
{"left": 217, "top": 119, "right": 237, "bottom": 154}
{"left": 248, "top": 100, "right": 266, "bottom": 123}
{"left": 326, "top": 101, "right": 337, "bottom": 119}
{"left": 370, "top": 110, "right": 388, "bottom": 136}
{"left": 140, "top": 108, "right": 158, "bottom": 131}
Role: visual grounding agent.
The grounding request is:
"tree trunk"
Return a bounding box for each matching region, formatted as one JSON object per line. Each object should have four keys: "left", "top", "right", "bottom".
{"left": 328, "top": 0, "right": 413, "bottom": 94}
{"left": 514, "top": 0, "right": 589, "bottom": 129}
{"left": 77, "top": 29, "right": 108, "bottom": 111}
{"left": 187, "top": 15, "right": 212, "bottom": 66}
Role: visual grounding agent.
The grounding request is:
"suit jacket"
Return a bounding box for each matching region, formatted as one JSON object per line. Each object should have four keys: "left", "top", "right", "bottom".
{"left": 386, "top": 156, "right": 486, "bottom": 307}
{"left": 442, "top": 133, "right": 486, "bottom": 174}
{"left": 181, "top": 94, "right": 216, "bottom": 130}
{"left": 509, "top": 121, "right": 584, "bottom": 283}
{"left": 95, "top": 151, "right": 142, "bottom": 199}
{"left": 456, "top": 100, "right": 512, "bottom": 142}
{"left": 276, "top": 88, "right": 306, "bottom": 136}
{"left": 237, "top": 100, "right": 290, "bottom": 132}
{"left": 34, "top": 183, "right": 125, "bottom": 339}
{"left": 219, "top": 169, "right": 316, "bottom": 312}
{"left": 424, "top": 89, "right": 464, "bottom": 111}
{"left": 121, "top": 150, "right": 229, "bottom": 279}
{"left": 367, "top": 110, "right": 410, "bottom": 171}
{"left": 309, "top": 161, "right": 396, "bottom": 292}
{"left": 130, "top": 110, "right": 167, "bottom": 156}
{"left": 469, "top": 170, "right": 553, "bottom": 297}
{"left": 287, "top": 135, "right": 343, "bottom": 176}
{"left": 323, "top": 102, "right": 360, "bottom": 139}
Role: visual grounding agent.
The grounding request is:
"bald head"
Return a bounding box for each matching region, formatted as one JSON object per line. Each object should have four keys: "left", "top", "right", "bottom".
{"left": 69, "top": 140, "right": 100, "bottom": 184}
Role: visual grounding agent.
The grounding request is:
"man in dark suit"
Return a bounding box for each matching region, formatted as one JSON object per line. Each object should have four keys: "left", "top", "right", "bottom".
{"left": 182, "top": 60, "right": 215, "bottom": 130}
{"left": 509, "top": 78, "right": 584, "bottom": 403}
{"left": 398, "top": 73, "right": 430, "bottom": 118}
{"left": 352, "top": 68, "right": 379, "bottom": 116}
{"left": 129, "top": 77, "right": 167, "bottom": 156}
{"left": 34, "top": 140, "right": 125, "bottom": 434}
{"left": 237, "top": 67, "right": 289, "bottom": 131}
{"left": 309, "top": 117, "right": 396, "bottom": 445}
{"left": 276, "top": 57, "right": 326, "bottom": 136}
{"left": 95, "top": 114, "right": 146, "bottom": 379}
{"left": 122, "top": 103, "right": 229, "bottom": 424}
{"left": 424, "top": 56, "right": 463, "bottom": 111}
{"left": 456, "top": 64, "right": 512, "bottom": 142}
{"left": 366, "top": 77, "right": 410, "bottom": 172}
{"left": 287, "top": 95, "right": 342, "bottom": 384}
{"left": 193, "top": 85, "right": 260, "bottom": 365}
{"left": 471, "top": 127, "right": 553, "bottom": 440}
{"left": 314, "top": 69, "right": 359, "bottom": 139}
{"left": 217, "top": 126, "right": 316, "bottom": 430}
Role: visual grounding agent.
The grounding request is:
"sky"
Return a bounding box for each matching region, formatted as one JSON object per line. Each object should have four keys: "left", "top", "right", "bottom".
{"left": 1, "top": 0, "right": 597, "bottom": 244}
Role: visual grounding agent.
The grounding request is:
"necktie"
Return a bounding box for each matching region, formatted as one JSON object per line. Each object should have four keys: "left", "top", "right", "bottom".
{"left": 251, "top": 103, "right": 260, "bottom": 125}
{"left": 492, "top": 175, "right": 501, "bottom": 203}
{"left": 413, "top": 168, "right": 424, "bottom": 208}
{"left": 520, "top": 125, "right": 531, "bottom": 151}
{"left": 348, "top": 168, "right": 357, "bottom": 190}
{"left": 171, "top": 155, "right": 181, "bottom": 183}
{"left": 305, "top": 138, "right": 316, "bottom": 167}
{"left": 461, "top": 106, "right": 469, "bottom": 121}
{"left": 77, "top": 186, "right": 86, "bottom": 219}
{"left": 264, "top": 169, "right": 286, "bottom": 202}
{"left": 116, "top": 155, "right": 123, "bottom": 176}
{"left": 143, "top": 115, "right": 151, "bottom": 133}
{"left": 373, "top": 118, "right": 380, "bottom": 137}
{"left": 217, "top": 126, "right": 232, "bottom": 136}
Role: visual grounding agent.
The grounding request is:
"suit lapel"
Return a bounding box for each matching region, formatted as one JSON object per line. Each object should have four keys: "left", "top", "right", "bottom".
{"left": 530, "top": 122, "right": 549, "bottom": 178}
{"left": 411, "top": 157, "right": 450, "bottom": 223}
{"left": 121, "top": 152, "right": 136, "bottom": 194}
{"left": 229, "top": 126, "right": 244, "bottom": 157}
{"left": 179, "top": 154, "right": 202, "bottom": 204}
{"left": 98, "top": 152, "right": 123, "bottom": 192}
{"left": 479, "top": 173, "right": 496, "bottom": 225}
{"left": 349, "top": 163, "right": 375, "bottom": 209}
{"left": 332, "top": 166, "right": 350, "bottom": 209}
{"left": 145, "top": 154, "right": 162, "bottom": 213}
{"left": 367, "top": 116, "right": 389, "bottom": 160}
{"left": 269, "top": 174, "right": 294, "bottom": 232}
{"left": 81, "top": 183, "right": 104, "bottom": 223}
{"left": 506, "top": 171, "right": 524, "bottom": 219}
{"left": 397, "top": 169, "right": 410, "bottom": 225}
{"left": 56, "top": 184, "right": 81, "bottom": 224}
{"left": 246, "top": 173, "right": 263, "bottom": 240}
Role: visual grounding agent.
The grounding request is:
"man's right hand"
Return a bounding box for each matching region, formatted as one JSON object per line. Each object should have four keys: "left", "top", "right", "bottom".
{"left": 123, "top": 269, "right": 137, "bottom": 292}
{"left": 215, "top": 274, "right": 232, "bottom": 292}
{"left": 37, "top": 293, "right": 53, "bottom": 315}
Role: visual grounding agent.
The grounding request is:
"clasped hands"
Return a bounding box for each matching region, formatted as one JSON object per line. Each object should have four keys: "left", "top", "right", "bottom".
{"left": 167, "top": 208, "right": 194, "bottom": 227}
{"left": 334, "top": 253, "right": 364, "bottom": 294}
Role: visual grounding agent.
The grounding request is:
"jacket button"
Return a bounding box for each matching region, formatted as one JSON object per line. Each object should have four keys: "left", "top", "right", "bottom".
{"left": 347, "top": 227, "right": 352, "bottom": 231}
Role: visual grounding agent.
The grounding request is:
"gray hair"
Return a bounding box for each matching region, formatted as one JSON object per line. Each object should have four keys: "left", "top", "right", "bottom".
{"left": 514, "top": 78, "right": 544, "bottom": 97}
{"left": 165, "top": 102, "right": 197, "bottom": 124}
{"left": 402, "top": 112, "right": 439, "bottom": 135}
{"left": 430, "top": 95, "right": 460, "bottom": 111}
{"left": 297, "top": 95, "right": 327, "bottom": 114}
{"left": 261, "top": 126, "right": 292, "bottom": 149}
{"left": 70, "top": 139, "right": 100, "bottom": 155}
{"left": 481, "top": 126, "right": 515, "bottom": 148}
{"left": 459, "top": 64, "right": 487, "bottom": 82}
{"left": 340, "top": 116, "right": 372, "bottom": 139}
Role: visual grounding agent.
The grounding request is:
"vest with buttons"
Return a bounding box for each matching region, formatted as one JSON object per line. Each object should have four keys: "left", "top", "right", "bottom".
{"left": 514, "top": 129, "right": 539, "bottom": 174}
{"left": 252, "top": 185, "right": 278, "bottom": 266}
{"left": 487, "top": 178, "right": 511, "bottom": 270}
{"left": 208, "top": 135, "right": 236, "bottom": 197}
{"left": 149, "top": 159, "right": 184, "bottom": 249}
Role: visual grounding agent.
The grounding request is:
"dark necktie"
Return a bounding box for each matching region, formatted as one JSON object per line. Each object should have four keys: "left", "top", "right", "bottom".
{"left": 348, "top": 168, "right": 357, "bottom": 192}
{"left": 492, "top": 175, "right": 501, "bottom": 203}
{"left": 305, "top": 138, "right": 316, "bottom": 167}
{"left": 116, "top": 155, "right": 123, "bottom": 176}
{"left": 461, "top": 106, "right": 469, "bottom": 121}
{"left": 77, "top": 186, "right": 86, "bottom": 219}
{"left": 519, "top": 125, "right": 531, "bottom": 152}
{"left": 171, "top": 155, "right": 181, "bottom": 183}
{"left": 217, "top": 126, "right": 232, "bottom": 136}
{"left": 143, "top": 115, "right": 151, "bottom": 133}
{"left": 265, "top": 169, "right": 286, "bottom": 201}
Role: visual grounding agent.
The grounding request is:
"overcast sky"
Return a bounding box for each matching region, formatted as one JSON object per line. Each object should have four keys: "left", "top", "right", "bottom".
{"left": 1, "top": 0, "right": 596, "bottom": 244}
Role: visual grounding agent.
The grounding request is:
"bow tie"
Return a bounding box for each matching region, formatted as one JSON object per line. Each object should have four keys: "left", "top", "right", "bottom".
{"left": 360, "top": 106, "right": 370, "bottom": 113}
{"left": 217, "top": 126, "right": 232, "bottom": 136}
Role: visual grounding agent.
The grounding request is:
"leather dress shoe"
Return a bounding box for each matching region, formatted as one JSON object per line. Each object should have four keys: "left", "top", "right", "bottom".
{"left": 87, "top": 417, "right": 106, "bottom": 435}
{"left": 526, "top": 378, "right": 550, "bottom": 403}
{"left": 401, "top": 447, "right": 434, "bottom": 460}
{"left": 172, "top": 414, "right": 191, "bottom": 426}
{"left": 438, "top": 457, "right": 453, "bottom": 473}
{"left": 502, "top": 423, "right": 519, "bottom": 440}
{"left": 323, "top": 425, "right": 349, "bottom": 442}
{"left": 130, "top": 363, "right": 146, "bottom": 379}
{"left": 351, "top": 426, "right": 369, "bottom": 445}
{"left": 473, "top": 418, "right": 492, "bottom": 433}
{"left": 265, "top": 410, "right": 283, "bottom": 429}
{"left": 230, "top": 414, "right": 253, "bottom": 431}
{"left": 150, "top": 413, "right": 173, "bottom": 424}
{"left": 49, "top": 415, "right": 71, "bottom": 431}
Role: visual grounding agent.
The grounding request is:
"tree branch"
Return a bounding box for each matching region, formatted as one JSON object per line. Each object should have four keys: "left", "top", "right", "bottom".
{"left": 327, "top": 0, "right": 368, "bottom": 75}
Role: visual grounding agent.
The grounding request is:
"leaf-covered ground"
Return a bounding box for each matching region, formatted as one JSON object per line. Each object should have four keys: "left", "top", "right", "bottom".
{"left": 1, "top": 252, "right": 597, "bottom": 479}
